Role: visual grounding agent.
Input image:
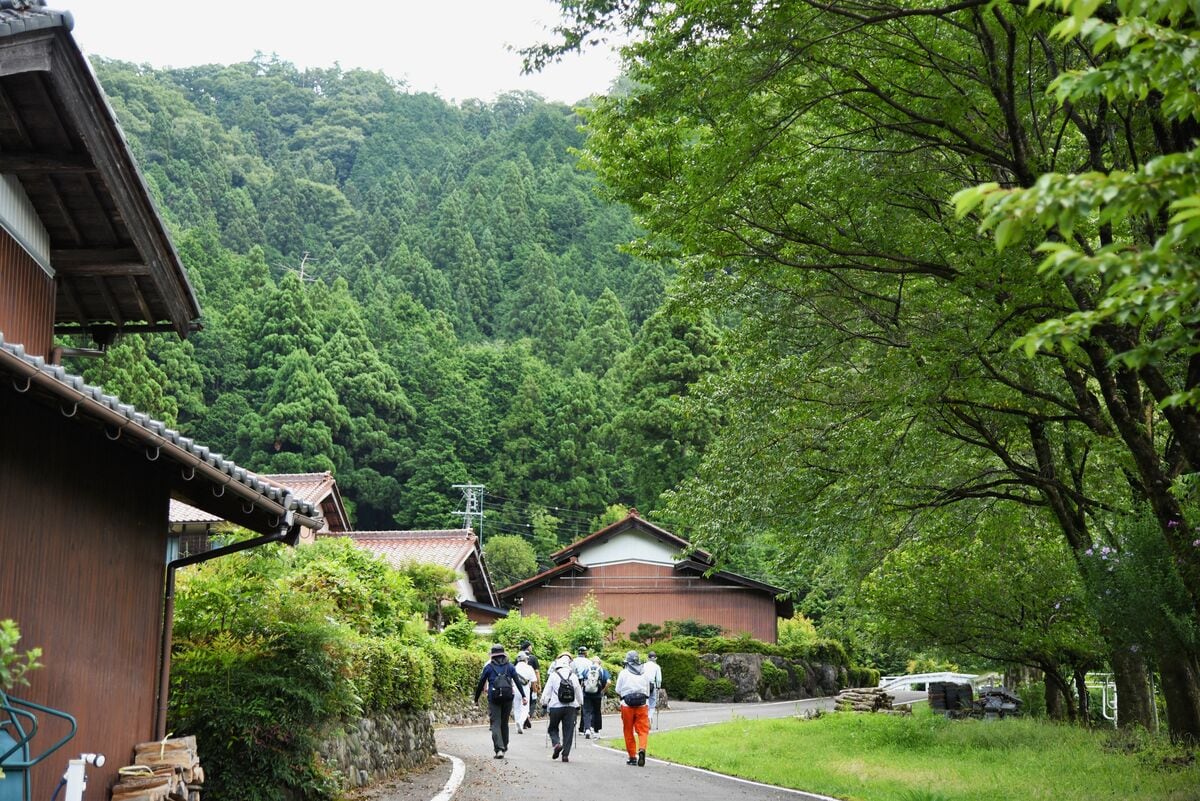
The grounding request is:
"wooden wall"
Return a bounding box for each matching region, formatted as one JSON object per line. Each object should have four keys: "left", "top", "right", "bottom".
{"left": 0, "top": 229, "right": 54, "bottom": 357}
{"left": 0, "top": 385, "right": 169, "bottom": 798}
{"left": 515, "top": 563, "right": 779, "bottom": 642}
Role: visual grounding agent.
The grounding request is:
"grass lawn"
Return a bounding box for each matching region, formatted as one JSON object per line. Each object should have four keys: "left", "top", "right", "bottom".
{"left": 634, "top": 707, "right": 1200, "bottom": 801}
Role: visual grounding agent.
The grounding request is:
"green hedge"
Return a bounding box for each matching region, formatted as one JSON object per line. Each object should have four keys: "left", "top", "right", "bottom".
{"left": 428, "top": 642, "right": 485, "bottom": 698}
{"left": 847, "top": 666, "right": 881, "bottom": 688}
{"left": 353, "top": 636, "right": 434, "bottom": 713}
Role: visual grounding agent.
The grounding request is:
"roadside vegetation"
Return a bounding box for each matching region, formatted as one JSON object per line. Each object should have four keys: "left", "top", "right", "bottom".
{"left": 647, "top": 707, "right": 1200, "bottom": 801}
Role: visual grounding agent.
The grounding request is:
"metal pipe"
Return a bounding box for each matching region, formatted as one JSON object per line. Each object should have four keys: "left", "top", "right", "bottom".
{"left": 154, "top": 520, "right": 301, "bottom": 739}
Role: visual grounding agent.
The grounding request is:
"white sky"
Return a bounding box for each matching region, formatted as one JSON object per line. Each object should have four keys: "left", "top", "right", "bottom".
{"left": 60, "top": 0, "right": 623, "bottom": 105}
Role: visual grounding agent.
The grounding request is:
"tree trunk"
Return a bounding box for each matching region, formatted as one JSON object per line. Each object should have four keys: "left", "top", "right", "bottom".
{"left": 1044, "top": 668, "right": 1069, "bottom": 721}
{"left": 1111, "top": 647, "right": 1155, "bottom": 730}
{"left": 1160, "top": 650, "right": 1200, "bottom": 743}
{"left": 1074, "top": 667, "right": 1091, "bottom": 725}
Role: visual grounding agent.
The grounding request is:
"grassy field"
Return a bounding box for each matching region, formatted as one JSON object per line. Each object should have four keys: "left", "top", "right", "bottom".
{"left": 637, "top": 707, "right": 1200, "bottom": 801}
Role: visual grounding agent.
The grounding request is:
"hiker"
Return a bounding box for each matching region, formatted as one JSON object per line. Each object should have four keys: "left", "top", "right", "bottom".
{"left": 540, "top": 651, "right": 583, "bottom": 763}
{"left": 474, "top": 643, "right": 524, "bottom": 759}
{"left": 643, "top": 650, "right": 663, "bottom": 727}
{"left": 520, "top": 640, "right": 540, "bottom": 672}
{"left": 615, "top": 650, "right": 652, "bottom": 766}
{"left": 514, "top": 651, "right": 540, "bottom": 732}
{"left": 572, "top": 646, "right": 592, "bottom": 734}
{"left": 581, "top": 654, "right": 610, "bottom": 738}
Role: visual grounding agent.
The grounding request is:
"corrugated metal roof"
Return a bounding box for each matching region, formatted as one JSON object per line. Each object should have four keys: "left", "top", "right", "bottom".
{"left": 0, "top": 333, "right": 320, "bottom": 525}
{"left": 350, "top": 530, "right": 477, "bottom": 571}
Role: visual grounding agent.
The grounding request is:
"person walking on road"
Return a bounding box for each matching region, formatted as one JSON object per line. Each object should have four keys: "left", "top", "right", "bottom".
{"left": 643, "top": 650, "right": 663, "bottom": 728}
{"left": 541, "top": 651, "right": 583, "bottom": 763}
{"left": 572, "top": 646, "right": 592, "bottom": 735}
{"left": 580, "top": 655, "right": 609, "bottom": 738}
{"left": 520, "top": 640, "right": 540, "bottom": 672}
{"left": 513, "top": 651, "right": 539, "bottom": 733}
{"left": 474, "top": 643, "right": 524, "bottom": 759}
{"left": 615, "top": 650, "right": 652, "bottom": 766}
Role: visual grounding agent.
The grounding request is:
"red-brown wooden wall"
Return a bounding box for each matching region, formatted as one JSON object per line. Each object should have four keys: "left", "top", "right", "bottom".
{"left": 0, "top": 229, "right": 54, "bottom": 357}
{"left": 0, "top": 386, "right": 169, "bottom": 797}
{"left": 514, "top": 562, "right": 780, "bottom": 642}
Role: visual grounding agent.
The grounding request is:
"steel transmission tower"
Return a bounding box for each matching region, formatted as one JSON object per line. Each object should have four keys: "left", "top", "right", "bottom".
{"left": 452, "top": 483, "right": 485, "bottom": 538}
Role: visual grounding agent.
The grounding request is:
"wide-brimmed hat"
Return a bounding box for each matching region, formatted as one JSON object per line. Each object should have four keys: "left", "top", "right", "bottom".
{"left": 490, "top": 643, "right": 506, "bottom": 656}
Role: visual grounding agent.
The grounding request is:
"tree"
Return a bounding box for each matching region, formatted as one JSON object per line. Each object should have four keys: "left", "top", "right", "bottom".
{"left": 484, "top": 535, "right": 539, "bottom": 590}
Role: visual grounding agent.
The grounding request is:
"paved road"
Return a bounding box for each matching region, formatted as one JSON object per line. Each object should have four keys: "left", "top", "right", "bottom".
{"left": 413, "top": 693, "right": 925, "bottom": 801}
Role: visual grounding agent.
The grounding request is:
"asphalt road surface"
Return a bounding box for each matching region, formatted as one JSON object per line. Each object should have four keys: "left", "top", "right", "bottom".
{"left": 364, "top": 693, "right": 926, "bottom": 801}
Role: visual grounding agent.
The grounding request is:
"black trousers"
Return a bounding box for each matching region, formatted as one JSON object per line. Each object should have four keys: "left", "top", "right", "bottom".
{"left": 547, "top": 706, "right": 578, "bottom": 756}
{"left": 581, "top": 693, "right": 604, "bottom": 732}
{"left": 488, "top": 698, "right": 514, "bottom": 753}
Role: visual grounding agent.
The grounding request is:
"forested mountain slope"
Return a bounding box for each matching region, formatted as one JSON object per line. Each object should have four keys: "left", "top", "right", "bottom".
{"left": 80, "top": 57, "right": 721, "bottom": 543}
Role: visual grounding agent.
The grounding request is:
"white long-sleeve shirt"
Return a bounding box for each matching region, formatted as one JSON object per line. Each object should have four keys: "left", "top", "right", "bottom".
{"left": 643, "top": 660, "right": 662, "bottom": 690}
{"left": 615, "top": 667, "right": 651, "bottom": 706}
{"left": 540, "top": 662, "right": 583, "bottom": 709}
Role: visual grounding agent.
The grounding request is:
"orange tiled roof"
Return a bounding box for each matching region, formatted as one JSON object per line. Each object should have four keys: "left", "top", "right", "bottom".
{"left": 350, "top": 530, "right": 477, "bottom": 571}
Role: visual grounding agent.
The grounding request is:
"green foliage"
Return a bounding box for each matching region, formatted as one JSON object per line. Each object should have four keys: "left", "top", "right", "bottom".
{"left": 686, "top": 675, "right": 711, "bottom": 701}
{"left": 759, "top": 660, "right": 789, "bottom": 697}
{"left": 483, "top": 534, "right": 539, "bottom": 589}
{"left": 847, "top": 666, "right": 881, "bottom": 688}
{"left": 0, "top": 619, "right": 41, "bottom": 691}
{"left": 778, "top": 615, "right": 819, "bottom": 651}
{"left": 427, "top": 642, "right": 486, "bottom": 698}
{"left": 631, "top": 622, "right": 665, "bottom": 644}
{"left": 393, "top": 561, "right": 460, "bottom": 628}
{"left": 556, "top": 593, "right": 607, "bottom": 654}
{"left": 650, "top": 643, "right": 704, "bottom": 699}
{"left": 169, "top": 542, "right": 439, "bottom": 801}
{"left": 664, "top": 619, "right": 724, "bottom": 639}
{"left": 437, "top": 617, "right": 478, "bottom": 651}
{"left": 492, "top": 610, "right": 560, "bottom": 661}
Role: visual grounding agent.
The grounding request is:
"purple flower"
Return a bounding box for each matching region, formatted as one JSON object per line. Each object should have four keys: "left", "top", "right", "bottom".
{"left": 1085, "top": 548, "right": 1094, "bottom": 556}
{"left": 1193, "top": 538, "right": 1200, "bottom": 548}
{"left": 1168, "top": 519, "right": 1180, "bottom": 528}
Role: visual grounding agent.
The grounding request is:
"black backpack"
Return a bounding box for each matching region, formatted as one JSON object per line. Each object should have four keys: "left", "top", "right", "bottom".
{"left": 555, "top": 669, "right": 576, "bottom": 704}
{"left": 490, "top": 667, "right": 514, "bottom": 701}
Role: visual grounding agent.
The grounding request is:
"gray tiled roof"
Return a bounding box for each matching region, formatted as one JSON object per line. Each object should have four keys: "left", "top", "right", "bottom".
{"left": 0, "top": 1, "right": 73, "bottom": 37}
{"left": 0, "top": 333, "right": 319, "bottom": 524}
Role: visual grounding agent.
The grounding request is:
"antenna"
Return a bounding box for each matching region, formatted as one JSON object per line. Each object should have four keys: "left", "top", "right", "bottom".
{"left": 452, "top": 483, "right": 485, "bottom": 539}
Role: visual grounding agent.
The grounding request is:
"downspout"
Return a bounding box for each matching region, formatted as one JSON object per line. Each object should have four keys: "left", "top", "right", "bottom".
{"left": 154, "top": 514, "right": 303, "bottom": 740}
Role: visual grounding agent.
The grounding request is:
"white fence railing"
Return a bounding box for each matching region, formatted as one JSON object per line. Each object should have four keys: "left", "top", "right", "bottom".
{"left": 878, "top": 672, "right": 1000, "bottom": 692}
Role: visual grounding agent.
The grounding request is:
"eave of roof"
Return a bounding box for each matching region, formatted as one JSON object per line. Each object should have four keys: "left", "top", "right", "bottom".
{"left": 496, "top": 557, "right": 585, "bottom": 599}
{"left": 0, "top": 333, "right": 321, "bottom": 531}
{"left": 260, "top": 472, "right": 351, "bottom": 531}
{"left": 674, "top": 558, "right": 793, "bottom": 615}
{"left": 0, "top": 3, "right": 200, "bottom": 338}
{"left": 460, "top": 599, "right": 508, "bottom": 618}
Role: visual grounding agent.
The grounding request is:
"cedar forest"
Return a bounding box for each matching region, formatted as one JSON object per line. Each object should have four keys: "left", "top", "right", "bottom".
{"left": 73, "top": 0, "right": 1200, "bottom": 742}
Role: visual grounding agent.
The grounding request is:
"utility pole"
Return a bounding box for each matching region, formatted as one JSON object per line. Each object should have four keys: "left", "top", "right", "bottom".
{"left": 452, "top": 483, "right": 485, "bottom": 539}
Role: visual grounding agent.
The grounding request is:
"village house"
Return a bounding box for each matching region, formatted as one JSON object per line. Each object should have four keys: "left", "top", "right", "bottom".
{"left": 170, "top": 471, "right": 351, "bottom": 555}
{"left": 350, "top": 529, "right": 505, "bottom": 631}
{"left": 0, "top": 4, "right": 322, "bottom": 796}
{"left": 497, "top": 511, "right": 793, "bottom": 642}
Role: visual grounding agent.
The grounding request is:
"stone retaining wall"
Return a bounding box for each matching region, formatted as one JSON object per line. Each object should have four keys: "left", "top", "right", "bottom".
{"left": 320, "top": 708, "right": 437, "bottom": 790}
{"left": 698, "top": 653, "right": 846, "bottom": 703}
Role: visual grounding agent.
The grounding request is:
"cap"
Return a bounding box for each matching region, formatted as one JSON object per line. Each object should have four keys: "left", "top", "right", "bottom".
{"left": 578, "top": 646, "right": 588, "bottom": 654}
{"left": 648, "top": 651, "right": 657, "bottom": 659}
{"left": 517, "top": 652, "right": 529, "bottom": 662}
{"left": 625, "top": 650, "right": 640, "bottom": 664}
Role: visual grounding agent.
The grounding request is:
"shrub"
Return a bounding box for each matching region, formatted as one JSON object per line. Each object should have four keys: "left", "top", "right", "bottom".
{"left": 760, "top": 660, "right": 789, "bottom": 696}
{"left": 665, "top": 619, "right": 724, "bottom": 638}
{"left": 556, "top": 593, "right": 606, "bottom": 654}
{"left": 438, "top": 617, "right": 477, "bottom": 650}
{"left": 428, "top": 642, "right": 485, "bottom": 698}
{"left": 687, "top": 675, "right": 711, "bottom": 700}
{"left": 778, "top": 614, "right": 819, "bottom": 650}
{"left": 709, "top": 677, "right": 736, "bottom": 699}
{"left": 847, "top": 666, "right": 881, "bottom": 688}
{"left": 652, "top": 643, "right": 704, "bottom": 698}
{"left": 354, "top": 636, "right": 434, "bottom": 713}
{"left": 0, "top": 619, "right": 41, "bottom": 691}
{"left": 492, "top": 610, "right": 559, "bottom": 662}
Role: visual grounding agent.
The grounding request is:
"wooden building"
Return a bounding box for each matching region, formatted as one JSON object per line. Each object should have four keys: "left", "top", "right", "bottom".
{"left": 350, "top": 530, "right": 506, "bottom": 630}
{"left": 170, "top": 471, "right": 351, "bottom": 554}
{"left": 497, "top": 512, "right": 793, "bottom": 642}
{"left": 0, "top": 4, "right": 322, "bottom": 796}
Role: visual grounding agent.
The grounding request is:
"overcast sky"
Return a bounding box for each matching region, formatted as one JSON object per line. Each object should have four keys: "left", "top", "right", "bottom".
{"left": 61, "top": 0, "right": 622, "bottom": 105}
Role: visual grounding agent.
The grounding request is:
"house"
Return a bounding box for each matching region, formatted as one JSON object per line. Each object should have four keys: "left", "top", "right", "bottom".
{"left": 497, "top": 511, "right": 793, "bottom": 642}
{"left": 350, "top": 530, "right": 505, "bottom": 629}
{"left": 0, "top": 4, "right": 321, "bottom": 795}
{"left": 170, "top": 471, "right": 350, "bottom": 554}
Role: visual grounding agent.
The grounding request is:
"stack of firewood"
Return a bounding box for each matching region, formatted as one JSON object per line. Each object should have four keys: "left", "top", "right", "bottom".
{"left": 111, "top": 736, "right": 204, "bottom": 801}
{"left": 834, "top": 687, "right": 894, "bottom": 712}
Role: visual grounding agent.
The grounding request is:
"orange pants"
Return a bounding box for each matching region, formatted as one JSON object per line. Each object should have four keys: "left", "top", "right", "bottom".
{"left": 620, "top": 704, "right": 650, "bottom": 757}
